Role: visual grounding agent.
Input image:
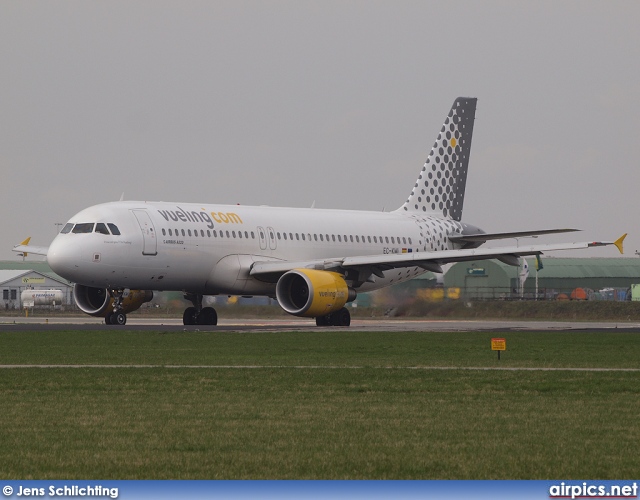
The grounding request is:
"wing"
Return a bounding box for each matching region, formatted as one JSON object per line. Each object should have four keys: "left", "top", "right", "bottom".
{"left": 12, "top": 237, "right": 50, "bottom": 257}
{"left": 250, "top": 234, "right": 627, "bottom": 281}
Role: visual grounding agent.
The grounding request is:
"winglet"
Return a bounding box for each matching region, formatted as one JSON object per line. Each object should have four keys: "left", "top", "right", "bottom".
{"left": 19, "top": 237, "right": 31, "bottom": 257}
{"left": 614, "top": 233, "right": 627, "bottom": 255}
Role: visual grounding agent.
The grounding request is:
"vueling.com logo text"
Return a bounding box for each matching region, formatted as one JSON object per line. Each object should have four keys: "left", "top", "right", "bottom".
{"left": 157, "top": 206, "right": 243, "bottom": 229}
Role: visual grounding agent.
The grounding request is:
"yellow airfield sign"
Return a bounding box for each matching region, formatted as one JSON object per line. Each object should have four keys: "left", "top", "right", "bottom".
{"left": 491, "top": 338, "right": 506, "bottom": 351}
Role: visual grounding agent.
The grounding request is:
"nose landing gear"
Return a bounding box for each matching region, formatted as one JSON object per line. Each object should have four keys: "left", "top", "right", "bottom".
{"left": 105, "top": 288, "right": 127, "bottom": 325}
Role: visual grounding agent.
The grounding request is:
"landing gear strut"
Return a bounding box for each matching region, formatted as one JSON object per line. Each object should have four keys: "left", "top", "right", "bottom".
{"left": 315, "top": 307, "right": 351, "bottom": 327}
{"left": 105, "top": 289, "right": 127, "bottom": 326}
{"left": 183, "top": 293, "right": 218, "bottom": 326}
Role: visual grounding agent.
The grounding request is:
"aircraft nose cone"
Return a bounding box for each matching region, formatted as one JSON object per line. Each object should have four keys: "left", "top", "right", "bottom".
{"left": 47, "top": 237, "right": 80, "bottom": 279}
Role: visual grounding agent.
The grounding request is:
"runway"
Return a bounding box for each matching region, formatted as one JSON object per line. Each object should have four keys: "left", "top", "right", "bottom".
{"left": 2, "top": 316, "right": 640, "bottom": 332}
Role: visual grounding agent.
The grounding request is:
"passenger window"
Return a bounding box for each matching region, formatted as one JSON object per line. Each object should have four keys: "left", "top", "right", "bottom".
{"left": 60, "top": 223, "right": 74, "bottom": 234}
{"left": 319, "top": 235, "right": 323, "bottom": 242}
{"left": 207, "top": 230, "right": 211, "bottom": 237}
{"left": 161, "top": 229, "right": 166, "bottom": 236}
{"left": 239, "top": 231, "right": 243, "bottom": 238}
{"left": 107, "top": 224, "right": 121, "bottom": 236}
{"left": 367, "top": 236, "right": 371, "bottom": 243}
{"left": 95, "top": 223, "right": 110, "bottom": 235}
{"left": 232, "top": 231, "right": 236, "bottom": 238}
{"left": 332, "top": 235, "right": 336, "bottom": 242}
{"left": 251, "top": 232, "right": 255, "bottom": 239}
{"left": 181, "top": 229, "right": 185, "bottom": 236}
{"left": 386, "top": 237, "right": 390, "bottom": 244}
{"left": 188, "top": 229, "right": 192, "bottom": 237}
{"left": 373, "top": 236, "right": 377, "bottom": 243}
{"left": 356, "top": 236, "right": 359, "bottom": 243}
{"left": 72, "top": 223, "right": 94, "bottom": 234}
{"left": 169, "top": 229, "right": 173, "bottom": 236}
{"left": 245, "top": 232, "right": 249, "bottom": 238}
{"left": 201, "top": 230, "right": 205, "bottom": 237}
{"left": 277, "top": 232, "right": 281, "bottom": 240}
{"left": 296, "top": 234, "right": 300, "bottom": 241}
{"left": 408, "top": 238, "right": 412, "bottom": 245}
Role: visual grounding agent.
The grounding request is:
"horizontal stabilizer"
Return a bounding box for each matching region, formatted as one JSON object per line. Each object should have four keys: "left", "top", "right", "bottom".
{"left": 449, "top": 228, "right": 580, "bottom": 243}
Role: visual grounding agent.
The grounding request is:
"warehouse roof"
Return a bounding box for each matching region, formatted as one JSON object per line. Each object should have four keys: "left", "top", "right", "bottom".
{"left": 476, "top": 257, "right": 640, "bottom": 279}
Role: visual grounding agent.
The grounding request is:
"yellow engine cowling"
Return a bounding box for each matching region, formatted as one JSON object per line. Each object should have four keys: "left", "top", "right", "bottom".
{"left": 276, "top": 269, "right": 356, "bottom": 318}
{"left": 73, "top": 284, "right": 153, "bottom": 317}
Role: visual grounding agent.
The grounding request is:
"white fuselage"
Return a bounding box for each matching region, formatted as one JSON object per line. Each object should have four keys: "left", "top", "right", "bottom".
{"left": 46, "top": 201, "right": 469, "bottom": 296}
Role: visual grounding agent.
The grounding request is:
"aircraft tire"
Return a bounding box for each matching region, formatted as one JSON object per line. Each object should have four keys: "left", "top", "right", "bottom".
{"left": 331, "top": 308, "right": 351, "bottom": 327}
{"left": 183, "top": 307, "right": 197, "bottom": 325}
{"left": 315, "top": 315, "right": 331, "bottom": 327}
{"left": 198, "top": 307, "right": 218, "bottom": 326}
{"left": 105, "top": 313, "right": 113, "bottom": 325}
{"left": 114, "top": 312, "right": 127, "bottom": 326}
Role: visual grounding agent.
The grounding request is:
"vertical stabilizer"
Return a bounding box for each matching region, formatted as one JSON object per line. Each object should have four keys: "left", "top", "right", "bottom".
{"left": 397, "top": 97, "right": 477, "bottom": 221}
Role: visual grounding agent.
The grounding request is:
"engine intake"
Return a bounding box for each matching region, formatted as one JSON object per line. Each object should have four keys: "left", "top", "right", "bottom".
{"left": 276, "top": 269, "right": 356, "bottom": 318}
{"left": 73, "top": 284, "right": 153, "bottom": 317}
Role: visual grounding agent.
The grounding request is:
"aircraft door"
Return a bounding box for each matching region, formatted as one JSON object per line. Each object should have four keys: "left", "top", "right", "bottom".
{"left": 267, "top": 227, "right": 277, "bottom": 250}
{"left": 257, "top": 226, "right": 267, "bottom": 250}
{"left": 132, "top": 209, "right": 158, "bottom": 256}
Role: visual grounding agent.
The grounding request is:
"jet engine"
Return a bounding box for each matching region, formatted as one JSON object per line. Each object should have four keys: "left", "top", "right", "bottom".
{"left": 276, "top": 269, "right": 356, "bottom": 318}
{"left": 73, "top": 284, "right": 153, "bottom": 317}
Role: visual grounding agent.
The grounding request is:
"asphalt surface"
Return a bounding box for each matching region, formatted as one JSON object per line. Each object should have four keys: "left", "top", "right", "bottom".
{"left": 2, "top": 316, "right": 640, "bottom": 332}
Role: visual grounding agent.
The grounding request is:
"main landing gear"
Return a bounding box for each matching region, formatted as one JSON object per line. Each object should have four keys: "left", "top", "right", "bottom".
{"left": 105, "top": 288, "right": 127, "bottom": 325}
{"left": 183, "top": 293, "right": 218, "bottom": 326}
{"left": 315, "top": 307, "right": 351, "bottom": 327}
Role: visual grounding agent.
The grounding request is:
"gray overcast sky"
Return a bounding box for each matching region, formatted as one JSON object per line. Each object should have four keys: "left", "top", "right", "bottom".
{"left": 1, "top": 1, "right": 639, "bottom": 261}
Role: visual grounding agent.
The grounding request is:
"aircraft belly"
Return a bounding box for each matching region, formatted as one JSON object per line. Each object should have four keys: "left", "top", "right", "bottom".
{"left": 206, "top": 254, "right": 274, "bottom": 295}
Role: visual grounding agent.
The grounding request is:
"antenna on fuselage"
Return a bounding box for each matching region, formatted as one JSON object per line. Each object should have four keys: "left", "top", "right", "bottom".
{"left": 119, "top": 192, "right": 125, "bottom": 201}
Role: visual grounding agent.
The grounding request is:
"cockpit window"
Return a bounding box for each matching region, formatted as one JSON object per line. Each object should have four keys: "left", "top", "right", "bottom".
{"left": 72, "top": 223, "right": 95, "bottom": 234}
{"left": 107, "top": 223, "right": 121, "bottom": 236}
{"left": 60, "top": 223, "right": 74, "bottom": 234}
{"left": 95, "top": 223, "right": 110, "bottom": 235}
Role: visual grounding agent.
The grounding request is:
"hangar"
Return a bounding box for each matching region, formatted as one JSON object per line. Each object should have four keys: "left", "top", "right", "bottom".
{"left": 0, "top": 263, "right": 73, "bottom": 310}
{"left": 444, "top": 258, "right": 640, "bottom": 300}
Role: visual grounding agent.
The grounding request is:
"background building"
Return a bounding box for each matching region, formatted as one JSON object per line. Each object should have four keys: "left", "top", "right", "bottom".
{"left": 445, "top": 258, "right": 640, "bottom": 301}
{"left": 0, "top": 261, "right": 73, "bottom": 310}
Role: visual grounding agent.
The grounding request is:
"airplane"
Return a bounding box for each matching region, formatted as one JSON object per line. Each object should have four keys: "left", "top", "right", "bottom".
{"left": 13, "top": 97, "right": 626, "bottom": 326}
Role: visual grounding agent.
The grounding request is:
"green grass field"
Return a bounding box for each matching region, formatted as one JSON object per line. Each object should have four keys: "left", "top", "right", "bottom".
{"left": 1, "top": 330, "right": 639, "bottom": 479}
